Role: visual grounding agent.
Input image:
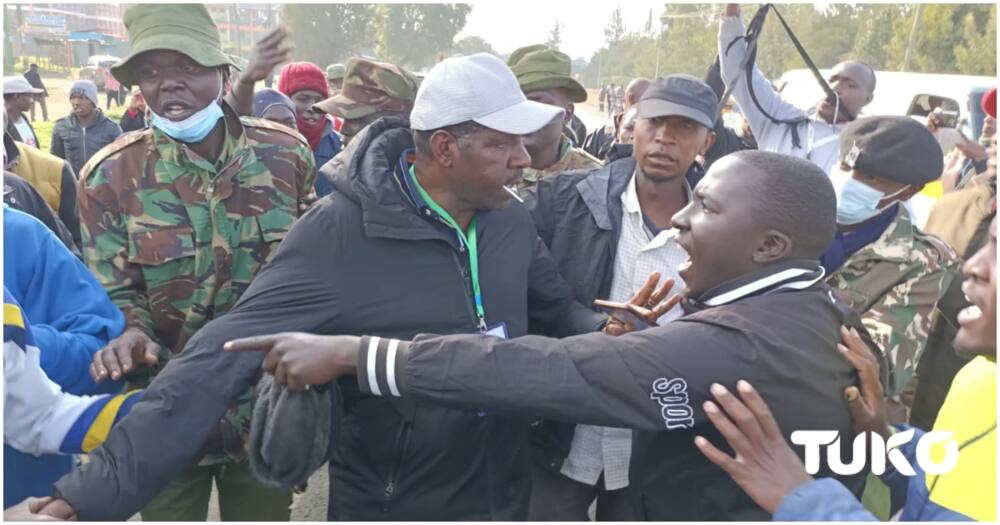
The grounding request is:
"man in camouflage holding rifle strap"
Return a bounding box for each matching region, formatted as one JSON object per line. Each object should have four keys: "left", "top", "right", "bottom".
{"left": 77, "top": 4, "right": 315, "bottom": 521}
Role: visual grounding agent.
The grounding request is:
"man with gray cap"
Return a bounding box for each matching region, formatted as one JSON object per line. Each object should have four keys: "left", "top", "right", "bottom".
{"left": 522, "top": 74, "right": 717, "bottom": 520}
{"left": 41, "top": 3, "right": 316, "bottom": 522}
{"left": 4, "top": 76, "right": 42, "bottom": 147}
{"left": 50, "top": 80, "right": 121, "bottom": 175}
{"left": 506, "top": 44, "right": 601, "bottom": 190}
{"left": 326, "top": 63, "right": 345, "bottom": 94}
{"left": 821, "top": 116, "right": 960, "bottom": 419}
{"left": 32, "top": 52, "right": 608, "bottom": 521}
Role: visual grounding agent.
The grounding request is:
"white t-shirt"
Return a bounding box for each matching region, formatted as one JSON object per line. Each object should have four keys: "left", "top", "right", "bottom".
{"left": 13, "top": 116, "right": 37, "bottom": 148}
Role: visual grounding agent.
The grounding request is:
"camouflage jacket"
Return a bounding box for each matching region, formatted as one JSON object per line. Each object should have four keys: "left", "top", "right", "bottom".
{"left": 520, "top": 136, "right": 602, "bottom": 189}
{"left": 77, "top": 105, "right": 315, "bottom": 463}
{"left": 826, "top": 208, "right": 960, "bottom": 398}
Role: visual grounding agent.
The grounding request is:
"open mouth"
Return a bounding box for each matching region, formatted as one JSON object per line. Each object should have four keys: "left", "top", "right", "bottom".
{"left": 958, "top": 285, "right": 985, "bottom": 326}
{"left": 675, "top": 235, "right": 694, "bottom": 278}
{"left": 161, "top": 102, "right": 192, "bottom": 119}
{"left": 957, "top": 304, "right": 983, "bottom": 325}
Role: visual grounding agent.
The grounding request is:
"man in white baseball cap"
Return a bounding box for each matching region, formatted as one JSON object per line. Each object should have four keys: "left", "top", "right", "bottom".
{"left": 29, "top": 52, "right": 610, "bottom": 521}
{"left": 3, "top": 77, "right": 43, "bottom": 147}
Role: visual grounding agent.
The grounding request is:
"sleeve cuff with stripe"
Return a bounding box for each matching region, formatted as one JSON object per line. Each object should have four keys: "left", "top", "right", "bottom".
{"left": 357, "top": 336, "right": 410, "bottom": 397}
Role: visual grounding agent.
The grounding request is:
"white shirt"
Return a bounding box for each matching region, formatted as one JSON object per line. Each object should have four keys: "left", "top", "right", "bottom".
{"left": 560, "top": 173, "right": 689, "bottom": 490}
{"left": 719, "top": 16, "right": 843, "bottom": 174}
{"left": 13, "top": 116, "right": 37, "bottom": 148}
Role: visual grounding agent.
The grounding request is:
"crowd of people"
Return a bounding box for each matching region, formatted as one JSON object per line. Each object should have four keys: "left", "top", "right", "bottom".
{"left": 2, "top": 3, "right": 996, "bottom": 522}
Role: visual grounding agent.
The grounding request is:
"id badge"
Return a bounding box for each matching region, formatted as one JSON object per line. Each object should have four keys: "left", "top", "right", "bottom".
{"left": 483, "top": 322, "right": 509, "bottom": 339}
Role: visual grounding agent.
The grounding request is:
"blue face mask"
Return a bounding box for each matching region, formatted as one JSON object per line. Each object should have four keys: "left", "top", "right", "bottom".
{"left": 149, "top": 80, "right": 224, "bottom": 143}
{"left": 835, "top": 175, "right": 909, "bottom": 225}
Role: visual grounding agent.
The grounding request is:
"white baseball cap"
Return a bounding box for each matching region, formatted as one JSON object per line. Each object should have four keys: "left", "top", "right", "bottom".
{"left": 410, "top": 53, "right": 563, "bottom": 135}
{"left": 3, "top": 76, "right": 43, "bottom": 95}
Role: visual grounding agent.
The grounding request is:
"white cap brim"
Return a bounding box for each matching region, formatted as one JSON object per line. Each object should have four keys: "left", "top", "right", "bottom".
{"left": 473, "top": 99, "right": 564, "bottom": 135}
{"left": 4, "top": 87, "right": 43, "bottom": 94}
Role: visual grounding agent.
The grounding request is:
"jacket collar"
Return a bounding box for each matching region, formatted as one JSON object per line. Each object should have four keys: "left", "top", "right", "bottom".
{"left": 576, "top": 156, "right": 634, "bottom": 231}
{"left": 576, "top": 159, "right": 705, "bottom": 232}
{"left": 326, "top": 116, "right": 473, "bottom": 244}
{"left": 152, "top": 102, "right": 246, "bottom": 175}
{"left": 68, "top": 109, "right": 110, "bottom": 129}
{"left": 841, "top": 206, "right": 915, "bottom": 265}
{"left": 683, "top": 259, "right": 827, "bottom": 312}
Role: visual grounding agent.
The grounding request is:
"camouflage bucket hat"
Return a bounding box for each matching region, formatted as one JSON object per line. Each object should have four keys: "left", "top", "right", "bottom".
{"left": 508, "top": 45, "right": 587, "bottom": 103}
{"left": 111, "top": 4, "right": 233, "bottom": 87}
{"left": 313, "top": 58, "right": 419, "bottom": 119}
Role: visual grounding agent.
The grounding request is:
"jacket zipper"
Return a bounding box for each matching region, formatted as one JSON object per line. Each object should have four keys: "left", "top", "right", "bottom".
{"left": 81, "top": 126, "right": 87, "bottom": 162}
{"left": 448, "top": 247, "right": 480, "bottom": 329}
{"left": 382, "top": 422, "right": 412, "bottom": 512}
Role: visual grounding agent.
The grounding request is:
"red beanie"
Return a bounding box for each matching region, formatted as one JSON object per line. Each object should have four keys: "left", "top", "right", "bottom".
{"left": 982, "top": 87, "right": 997, "bottom": 120}
{"left": 278, "top": 62, "right": 329, "bottom": 99}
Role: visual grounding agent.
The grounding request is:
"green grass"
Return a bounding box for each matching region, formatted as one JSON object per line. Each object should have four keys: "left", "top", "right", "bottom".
{"left": 33, "top": 120, "right": 55, "bottom": 152}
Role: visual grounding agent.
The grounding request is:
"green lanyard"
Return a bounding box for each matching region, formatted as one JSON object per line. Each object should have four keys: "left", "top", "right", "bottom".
{"left": 408, "top": 166, "right": 488, "bottom": 331}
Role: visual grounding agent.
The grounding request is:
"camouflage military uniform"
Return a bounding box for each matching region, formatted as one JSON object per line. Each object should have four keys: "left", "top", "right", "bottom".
{"left": 78, "top": 106, "right": 315, "bottom": 464}
{"left": 826, "top": 207, "right": 960, "bottom": 400}
{"left": 505, "top": 45, "right": 600, "bottom": 190}
{"left": 519, "top": 135, "right": 602, "bottom": 189}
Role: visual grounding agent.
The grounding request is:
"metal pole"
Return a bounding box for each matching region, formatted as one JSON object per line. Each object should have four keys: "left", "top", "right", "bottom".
{"left": 654, "top": 24, "right": 663, "bottom": 78}
{"left": 901, "top": 4, "right": 921, "bottom": 72}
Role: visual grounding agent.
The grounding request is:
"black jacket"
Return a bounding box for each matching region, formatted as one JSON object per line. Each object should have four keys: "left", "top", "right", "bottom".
{"left": 523, "top": 156, "right": 704, "bottom": 472}
{"left": 359, "top": 261, "right": 887, "bottom": 520}
{"left": 23, "top": 70, "right": 47, "bottom": 96}
{"left": 53, "top": 117, "right": 605, "bottom": 520}
{"left": 50, "top": 110, "right": 122, "bottom": 176}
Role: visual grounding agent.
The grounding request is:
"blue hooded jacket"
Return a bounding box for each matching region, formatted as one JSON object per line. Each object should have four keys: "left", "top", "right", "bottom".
{"left": 3, "top": 206, "right": 125, "bottom": 506}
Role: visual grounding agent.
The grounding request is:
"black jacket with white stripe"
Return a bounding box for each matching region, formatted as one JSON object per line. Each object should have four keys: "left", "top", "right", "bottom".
{"left": 357, "top": 260, "right": 889, "bottom": 521}
{"left": 53, "top": 116, "right": 606, "bottom": 520}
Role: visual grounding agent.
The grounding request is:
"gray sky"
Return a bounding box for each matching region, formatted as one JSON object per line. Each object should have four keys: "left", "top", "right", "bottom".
{"left": 458, "top": 0, "right": 668, "bottom": 60}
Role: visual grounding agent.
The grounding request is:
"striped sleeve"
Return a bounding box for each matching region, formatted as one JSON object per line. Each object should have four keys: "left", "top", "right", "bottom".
{"left": 4, "top": 290, "right": 143, "bottom": 456}
{"left": 357, "top": 336, "right": 410, "bottom": 397}
{"left": 58, "top": 389, "right": 144, "bottom": 454}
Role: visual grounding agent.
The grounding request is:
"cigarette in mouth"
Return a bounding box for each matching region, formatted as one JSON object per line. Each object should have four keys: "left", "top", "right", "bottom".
{"left": 503, "top": 185, "right": 524, "bottom": 203}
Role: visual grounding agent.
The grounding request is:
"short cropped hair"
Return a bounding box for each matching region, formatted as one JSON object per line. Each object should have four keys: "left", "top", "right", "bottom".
{"left": 412, "top": 120, "right": 488, "bottom": 156}
{"left": 730, "top": 150, "right": 837, "bottom": 258}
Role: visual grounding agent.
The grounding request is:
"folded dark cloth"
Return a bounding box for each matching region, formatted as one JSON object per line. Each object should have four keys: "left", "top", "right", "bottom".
{"left": 248, "top": 374, "right": 335, "bottom": 488}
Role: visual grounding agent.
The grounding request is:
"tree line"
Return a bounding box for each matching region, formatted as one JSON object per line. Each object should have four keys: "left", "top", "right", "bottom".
{"left": 581, "top": 4, "right": 997, "bottom": 88}
{"left": 280, "top": 4, "right": 472, "bottom": 72}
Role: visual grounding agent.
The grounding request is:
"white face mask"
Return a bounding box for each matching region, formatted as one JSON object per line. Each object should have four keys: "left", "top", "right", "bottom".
{"left": 832, "top": 168, "right": 910, "bottom": 225}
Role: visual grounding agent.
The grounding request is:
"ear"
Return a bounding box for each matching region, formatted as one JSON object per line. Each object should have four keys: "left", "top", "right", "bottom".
{"left": 753, "top": 229, "right": 793, "bottom": 264}
{"left": 428, "top": 130, "right": 458, "bottom": 168}
{"left": 563, "top": 103, "right": 574, "bottom": 126}
{"left": 699, "top": 131, "right": 717, "bottom": 156}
